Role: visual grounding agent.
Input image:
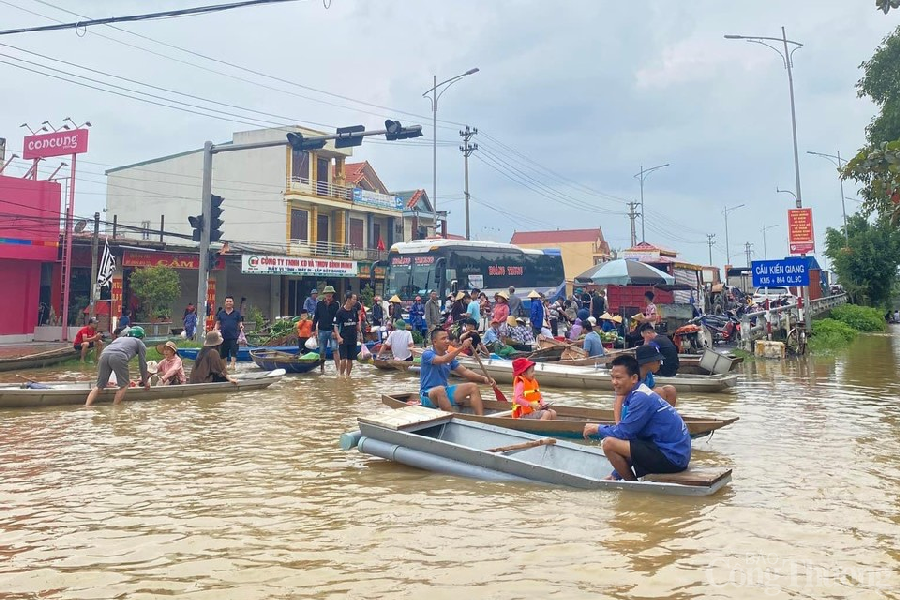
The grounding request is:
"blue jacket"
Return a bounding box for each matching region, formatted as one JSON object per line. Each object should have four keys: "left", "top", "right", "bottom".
{"left": 598, "top": 382, "right": 690, "bottom": 469}
{"left": 530, "top": 300, "right": 544, "bottom": 329}
{"left": 410, "top": 301, "right": 425, "bottom": 329}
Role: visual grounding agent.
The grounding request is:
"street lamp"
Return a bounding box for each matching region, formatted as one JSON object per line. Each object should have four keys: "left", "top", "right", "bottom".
{"left": 722, "top": 203, "right": 745, "bottom": 265}
{"left": 422, "top": 68, "right": 480, "bottom": 215}
{"left": 807, "top": 150, "right": 849, "bottom": 242}
{"left": 725, "top": 29, "right": 803, "bottom": 209}
{"left": 633, "top": 163, "right": 669, "bottom": 242}
{"left": 761, "top": 224, "right": 779, "bottom": 259}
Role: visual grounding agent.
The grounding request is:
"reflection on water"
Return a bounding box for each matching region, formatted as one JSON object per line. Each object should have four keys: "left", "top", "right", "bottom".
{"left": 1, "top": 333, "right": 899, "bottom": 598}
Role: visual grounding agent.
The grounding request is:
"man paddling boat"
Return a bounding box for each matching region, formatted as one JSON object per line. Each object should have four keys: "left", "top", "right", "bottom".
{"left": 583, "top": 355, "right": 690, "bottom": 481}
{"left": 419, "top": 330, "right": 495, "bottom": 416}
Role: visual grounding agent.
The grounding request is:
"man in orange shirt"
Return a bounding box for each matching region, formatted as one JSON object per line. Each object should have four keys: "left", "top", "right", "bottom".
{"left": 74, "top": 318, "right": 104, "bottom": 362}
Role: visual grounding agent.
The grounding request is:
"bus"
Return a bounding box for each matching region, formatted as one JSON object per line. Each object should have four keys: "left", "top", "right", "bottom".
{"left": 385, "top": 239, "right": 566, "bottom": 303}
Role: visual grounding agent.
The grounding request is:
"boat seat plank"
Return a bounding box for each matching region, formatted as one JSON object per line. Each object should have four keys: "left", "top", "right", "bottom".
{"left": 359, "top": 405, "right": 453, "bottom": 431}
{"left": 642, "top": 467, "right": 732, "bottom": 486}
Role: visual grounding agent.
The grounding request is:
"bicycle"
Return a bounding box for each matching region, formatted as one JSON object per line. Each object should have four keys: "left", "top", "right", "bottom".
{"left": 785, "top": 322, "right": 808, "bottom": 356}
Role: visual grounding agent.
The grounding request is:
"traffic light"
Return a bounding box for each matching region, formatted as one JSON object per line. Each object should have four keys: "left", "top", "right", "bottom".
{"left": 209, "top": 195, "right": 224, "bottom": 242}
{"left": 384, "top": 120, "right": 423, "bottom": 141}
{"left": 334, "top": 125, "right": 365, "bottom": 149}
{"left": 286, "top": 132, "right": 327, "bottom": 151}
{"left": 188, "top": 214, "right": 203, "bottom": 242}
{"left": 207, "top": 250, "right": 219, "bottom": 271}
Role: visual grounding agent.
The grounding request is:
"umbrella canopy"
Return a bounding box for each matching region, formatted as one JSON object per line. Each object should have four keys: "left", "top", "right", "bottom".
{"left": 574, "top": 259, "right": 675, "bottom": 286}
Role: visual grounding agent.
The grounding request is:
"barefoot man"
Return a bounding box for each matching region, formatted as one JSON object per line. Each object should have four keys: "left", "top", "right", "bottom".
{"left": 583, "top": 355, "right": 690, "bottom": 481}
{"left": 74, "top": 317, "right": 104, "bottom": 362}
{"left": 419, "top": 329, "right": 494, "bottom": 416}
{"left": 85, "top": 327, "right": 151, "bottom": 406}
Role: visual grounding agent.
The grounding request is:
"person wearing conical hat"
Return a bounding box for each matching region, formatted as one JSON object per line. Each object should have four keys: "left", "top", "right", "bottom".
{"left": 528, "top": 291, "right": 544, "bottom": 338}
{"left": 388, "top": 294, "right": 404, "bottom": 326}
{"left": 491, "top": 290, "right": 510, "bottom": 326}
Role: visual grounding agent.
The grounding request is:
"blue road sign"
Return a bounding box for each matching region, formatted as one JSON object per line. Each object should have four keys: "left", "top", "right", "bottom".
{"left": 751, "top": 258, "right": 809, "bottom": 287}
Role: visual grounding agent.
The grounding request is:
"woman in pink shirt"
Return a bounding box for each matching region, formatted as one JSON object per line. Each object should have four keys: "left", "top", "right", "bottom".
{"left": 156, "top": 341, "right": 186, "bottom": 385}
{"left": 492, "top": 291, "right": 510, "bottom": 325}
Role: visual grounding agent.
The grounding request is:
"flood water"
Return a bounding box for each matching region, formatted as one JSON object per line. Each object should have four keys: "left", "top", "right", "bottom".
{"left": 1, "top": 332, "right": 899, "bottom": 599}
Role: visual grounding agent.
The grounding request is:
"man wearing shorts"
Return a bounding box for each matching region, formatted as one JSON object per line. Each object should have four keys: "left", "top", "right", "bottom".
{"left": 334, "top": 293, "right": 361, "bottom": 377}
{"left": 85, "top": 327, "right": 151, "bottom": 406}
{"left": 215, "top": 296, "right": 243, "bottom": 370}
{"left": 418, "top": 330, "right": 495, "bottom": 416}
{"left": 74, "top": 317, "right": 104, "bottom": 362}
{"left": 312, "top": 285, "right": 340, "bottom": 374}
{"left": 583, "top": 354, "right": 690, "bottom": 481}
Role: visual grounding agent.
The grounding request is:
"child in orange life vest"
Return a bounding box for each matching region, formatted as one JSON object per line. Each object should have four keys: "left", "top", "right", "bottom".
{"left": 511, "top": 358, "right": 557, "bottom": 421}
{"left": 296, "top": 309, "right": 313, "bottom": 350}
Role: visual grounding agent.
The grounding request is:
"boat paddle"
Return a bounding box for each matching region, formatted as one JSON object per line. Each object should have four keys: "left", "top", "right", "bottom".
{"left": 471, "top": 351, "right": 508, "bottom": 402}
{"left": 487, "top": 437, "right": 556, "bottom": 454}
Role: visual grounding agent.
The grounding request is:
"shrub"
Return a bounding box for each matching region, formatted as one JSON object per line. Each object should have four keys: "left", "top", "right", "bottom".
{"left": 830, "top": 304, "right": 887, "bottom": 332}
{"left": 810, "top": 318, "right": 859, "bottom": 353}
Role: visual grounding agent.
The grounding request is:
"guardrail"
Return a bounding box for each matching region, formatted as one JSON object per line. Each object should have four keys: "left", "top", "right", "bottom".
{"left": 286, "top": 239, "right": 387, "bottom": 262}
{"left": 808, "top": 293, "right": 848, "bottom": 316}
{"left": 737, "top": 293, "right": 848, "bottom": 351}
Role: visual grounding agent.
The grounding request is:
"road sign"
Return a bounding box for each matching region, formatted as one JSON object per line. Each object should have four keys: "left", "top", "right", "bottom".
{"left": 788, "top": 208, "right": 815, "bottom": 255}
{"left": 751, "top": 258, "right": 809, "bottom": 287}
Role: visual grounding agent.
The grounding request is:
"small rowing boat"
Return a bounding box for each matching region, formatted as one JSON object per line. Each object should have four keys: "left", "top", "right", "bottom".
{"left": 0, "top": 345, "right": 79, "bottom": 372}
{"left": 341, "top": 405, "right": 732, "bottom": 496}
{"left": 454, "top": 357, "right": 738, "bottom": 393}
{"left": 0, "top": 369, "right": 286, "bottom": 409}
{"left": 250, "top": 350, "right": 321, "bottom": 374}
{"left": 372, "top": 357, "right": 419, "bottom": 372}
{"left": 381, "top": 393, "right": 738, "bottom": 439}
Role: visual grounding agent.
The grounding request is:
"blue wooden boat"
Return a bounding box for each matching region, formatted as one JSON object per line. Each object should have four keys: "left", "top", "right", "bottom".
{"left": 341, "top": 406, "right": 732, "bottom": 497}
{"left": 250, "top": 349, "right": 321, "bottom": 374}
{"left": 178, "top": 341, "right": 375, "bottom": 362}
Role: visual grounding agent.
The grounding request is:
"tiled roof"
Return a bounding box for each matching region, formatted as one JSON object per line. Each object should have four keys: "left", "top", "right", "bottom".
{"left": 625, "top": 241, "right": 677, "bottom": 256}
{"left": 510, "top": 228, "right": 605, "bottom": 245}
{"left": 394, "top": 189, "right": 432, "bottom": 212}
{"left": 343, "top": 162, "right": 367, "bottom": 184}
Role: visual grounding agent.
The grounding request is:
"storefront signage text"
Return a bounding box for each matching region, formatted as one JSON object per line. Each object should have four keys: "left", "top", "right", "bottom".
{"left": 352, "top": 188, "right": 403, "bottom": 212}
{"left": 23, "top": 129, "right": 89, "bottom": 160}
{"left": 123, "top": 250, "right": 224, "bottom": 270}
{"left": 242, "top": 254, "right": 358, "bottom": 277}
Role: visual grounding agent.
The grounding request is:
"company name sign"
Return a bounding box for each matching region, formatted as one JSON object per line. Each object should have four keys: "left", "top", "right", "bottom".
{"left": 23, "top": 129, "right": 89, "bottom": 160}
{"left": 242, "top": 254, "right": 358, "bottom": 278}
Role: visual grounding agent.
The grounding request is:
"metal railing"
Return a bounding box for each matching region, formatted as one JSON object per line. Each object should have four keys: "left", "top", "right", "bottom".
{"left": 737, "top": 293, "right": 848, "bottom": 350}
{"left": 289, "top": 176, "right": 353, "bottom": 201}
{"left": 286, "top": 239, "right": 387, "bottom": 262}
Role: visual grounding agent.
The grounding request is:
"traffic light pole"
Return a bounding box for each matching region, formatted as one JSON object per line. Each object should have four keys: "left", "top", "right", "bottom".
{"left": 192, "top": 122, "right": 421, "bottom": 339}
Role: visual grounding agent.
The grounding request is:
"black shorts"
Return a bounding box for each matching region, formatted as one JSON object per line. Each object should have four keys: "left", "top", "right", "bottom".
{"left": 338, "top": 341, "right": 359, "bottom": 360}
{"left": 630, "top": 438, "right": 684, "bottom": 478}
{"left": 220, "top": 338, "right": 239, "bottom": 360}
{"left": 75, "top": 341, "right": 94, "bottom": 350}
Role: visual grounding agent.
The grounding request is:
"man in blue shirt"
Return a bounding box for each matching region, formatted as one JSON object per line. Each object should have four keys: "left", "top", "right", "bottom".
{"left": 583, "top": 355, "right": 690, "bottom": 481}
{"left": 214, "top": 295, "right": 244, "bottom": 370}
{"left": 528, "top": 290, "right": 544, "bottom": 336}
{"left": 581, "top": 319, "right": 606, "bottom": 357}
{"left": 466, "top": 290, "right": 482, "bottom": 326}
{"left": 419, "top": 329, "right": 495, "bottom": 415}
{"left": 303, "top": 289, "right": 318, "bottom": 316}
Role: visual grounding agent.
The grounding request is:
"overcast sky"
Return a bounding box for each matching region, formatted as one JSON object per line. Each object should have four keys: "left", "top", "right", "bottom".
{"left": 1, "top": 0, "right": 897, "bottom": 268}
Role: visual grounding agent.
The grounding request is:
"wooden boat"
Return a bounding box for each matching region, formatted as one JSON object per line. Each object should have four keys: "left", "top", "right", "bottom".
{"left": 545, "top": 350, "right": 742, "bottom": 373}
{"left": 372, "top": 357, "right": 419, "bottom": 372}
{"left": 178, "top": 342, "right": 376, "bottom": 362}
{"left": 0, "top": 369, "right": 286, "bottom": 409}
{"left": 381, "top": 393, "right": 738, "bottom": 439}
{"left": 455, "top": 357, "right": 738, "bottom": 393}
{"left": 250, "top": 349, "right": 320, "bottom": 374}
{"left": 0, "top": 345, "right": 79, "bottom": 372}
{"left": 342, "top": 405, "right": 732, "bottom": 496}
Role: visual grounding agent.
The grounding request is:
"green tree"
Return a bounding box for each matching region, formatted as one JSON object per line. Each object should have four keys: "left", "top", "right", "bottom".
{"left": 877, "top": 0, "right": 900, "bottom": 14}
{"left": 129, "top": 265, "right": 181, "bottom": 321}
{"left": 824, "top": 214, "right": 900, "bottom": 306}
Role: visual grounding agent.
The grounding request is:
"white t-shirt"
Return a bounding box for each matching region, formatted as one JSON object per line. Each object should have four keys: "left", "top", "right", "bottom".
{"left": 384, "top": 329, "right": 414, "bottom": 360}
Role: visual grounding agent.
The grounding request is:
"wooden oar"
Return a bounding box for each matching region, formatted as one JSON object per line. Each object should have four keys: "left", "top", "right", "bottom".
{"left": 471, "top": 351, "right": 508, "bottom": 402}
{"left": 487, "top": 437, "right": 556, "bottom": 453}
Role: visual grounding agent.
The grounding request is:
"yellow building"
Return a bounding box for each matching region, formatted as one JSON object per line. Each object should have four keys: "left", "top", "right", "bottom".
{"left": 510, "top": 228, "right": 611, "bottom": 292}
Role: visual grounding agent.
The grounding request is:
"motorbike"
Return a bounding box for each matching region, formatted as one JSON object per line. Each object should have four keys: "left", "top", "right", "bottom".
{"left": 680, "top": 312, "right": 741, "bottom": 348}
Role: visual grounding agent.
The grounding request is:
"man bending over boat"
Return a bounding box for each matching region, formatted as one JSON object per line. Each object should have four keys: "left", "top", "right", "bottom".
{"left": 583, "top": 355, "right": 690, "bottom": 481}
{"left": 85, "top": 327, "right": 151, "bottom": 407}
{"left": 419, "top": 330, "right": 495, "bottom": 416}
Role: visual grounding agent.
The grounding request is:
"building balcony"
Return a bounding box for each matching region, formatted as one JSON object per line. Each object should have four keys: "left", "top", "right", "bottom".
{"left": 288, "top": 176, "right": 354, "bottom": 201}
{"left": 287, "top": 239, "right": 387, "bottom": 262}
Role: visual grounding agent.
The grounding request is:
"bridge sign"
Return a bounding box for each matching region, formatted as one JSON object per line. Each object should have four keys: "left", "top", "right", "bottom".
{"left": 751, "top": 258, "right": 809, "bottom": 287}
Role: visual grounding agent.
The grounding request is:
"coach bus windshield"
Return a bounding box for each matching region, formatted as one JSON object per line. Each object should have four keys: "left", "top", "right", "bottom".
{"left": 386, "top": 254, "right": 440, "bottom": 298}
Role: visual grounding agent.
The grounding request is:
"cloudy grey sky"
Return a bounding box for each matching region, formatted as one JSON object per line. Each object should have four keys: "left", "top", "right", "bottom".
{"left": 1, "top": 0, "right": 896, "bottom": 268}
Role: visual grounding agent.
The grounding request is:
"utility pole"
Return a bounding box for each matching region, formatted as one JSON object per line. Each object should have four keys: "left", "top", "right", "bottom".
{"left": 706, "top": 233, "right": 716, "bottom": 265}
{"left": 761, "top": 224, "right": 778, "bottom": 259}
{"left": 744, "top": 241, "right": 753, "bottom": 267}
{"left": 88, "top": 211, "right": 100, "bottom": 320}
{"left": 626, "top": 202, "right": 641, "bottom": 247}
{"left": 459, "top": 126, "right": 478, "bottom": 240}
{"left": 722, "top": 203, "right": 745, "bottom": 266}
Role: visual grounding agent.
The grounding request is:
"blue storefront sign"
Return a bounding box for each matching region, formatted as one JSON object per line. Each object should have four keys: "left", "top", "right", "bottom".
{"left": 751, "top": 258, "right": 809, "bottom": 287}
{"left": 352, "top": 188, "right": 403, "bottom": 211}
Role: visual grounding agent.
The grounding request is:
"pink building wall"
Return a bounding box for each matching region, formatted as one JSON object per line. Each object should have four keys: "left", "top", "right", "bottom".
{"left": 0, "top": 261, "right": 41, "bottom": 335}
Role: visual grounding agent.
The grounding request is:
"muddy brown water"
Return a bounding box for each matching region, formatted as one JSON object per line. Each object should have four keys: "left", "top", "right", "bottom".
{"left": 1, "top": 332, "right": 898, "bottom": 598}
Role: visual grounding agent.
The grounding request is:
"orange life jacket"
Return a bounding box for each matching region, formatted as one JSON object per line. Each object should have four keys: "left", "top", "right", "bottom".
{"left": 512, "top": 375, "right": 542, "bottom": 418}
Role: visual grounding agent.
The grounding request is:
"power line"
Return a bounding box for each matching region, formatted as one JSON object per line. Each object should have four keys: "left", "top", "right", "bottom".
{"left": 0, "top": 0, "right": 301, "bottom": 36}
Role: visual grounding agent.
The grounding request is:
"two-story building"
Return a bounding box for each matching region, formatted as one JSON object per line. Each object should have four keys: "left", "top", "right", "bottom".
{"left": 106, "top": 126, "right": 409, "bottom": 319}
{"left": 510, "top": 228, "right": 611, "bottom": 294}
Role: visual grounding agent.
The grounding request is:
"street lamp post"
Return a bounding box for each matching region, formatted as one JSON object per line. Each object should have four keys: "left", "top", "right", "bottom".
{"left": 633, "top": 163, "right": 669, "bottom": 242}
{"left": 807, "top": 150, "right": 849, "bottom": 242}
{"left": 725, "top": 28, "right": 803, "bottom": 208}
{"left": 422, "top": 68, "right": 480, "bottom": 219}
{"left": 761, "top": 224, "right": 779, "bottom": 259}
{"left": 722, "top": 203, "right": 745, "bottom": 265}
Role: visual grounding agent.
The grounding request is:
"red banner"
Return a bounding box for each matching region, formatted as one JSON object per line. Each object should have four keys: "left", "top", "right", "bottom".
{"left": 788, "top": 208, "right": 815, "bottom": 255}
{"left": 123, "top": 250, "right": 224, "bottom": 270}
{"left": 205, "top": 278, "right": 216, "bottom": 332}
{"left": 111, "top": 275, "right": 123, "bottom": 327}
{"left": 23, "top": 129, "right": 89, "bottom": 159}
